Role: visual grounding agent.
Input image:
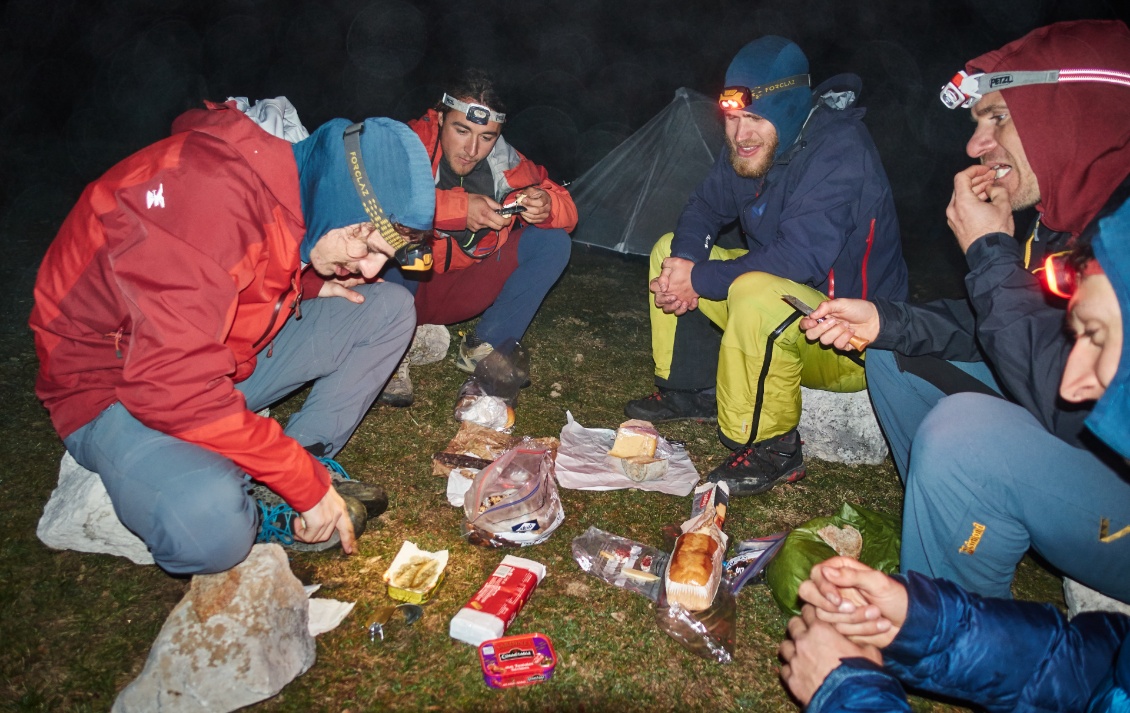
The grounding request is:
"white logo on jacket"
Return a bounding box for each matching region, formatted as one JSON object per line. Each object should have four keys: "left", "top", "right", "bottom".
{"left": 146, "top": 184, "right": 165, "bottom": 209}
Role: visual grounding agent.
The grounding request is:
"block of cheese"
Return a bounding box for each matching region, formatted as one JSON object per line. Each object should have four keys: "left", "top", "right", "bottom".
{"left": 607, "top": 419, "right": 659, "bottom": 459}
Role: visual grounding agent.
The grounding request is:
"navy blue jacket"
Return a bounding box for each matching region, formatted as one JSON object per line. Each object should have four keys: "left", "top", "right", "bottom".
{"left": 670, "top": 75, "right": 908, "bottom": 303}
{"left": 809, "top": 572, "right": 1130, "bottom": 713}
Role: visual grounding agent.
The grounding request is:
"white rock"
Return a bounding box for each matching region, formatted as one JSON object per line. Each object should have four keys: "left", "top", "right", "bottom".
{"left": 113, "top": 544, "right": 316, "bottom": 713}
{"left": 798, "top": 387, "right": 889, "bottom": 466}
{"left": 1064, "top": 578, "right": 1130, "bottom": 618}
{"left": 37, "top": 452, "right": 154, "bottom": 565}
{"left": 407, "top": 324, "right": 451, "bottom": 365}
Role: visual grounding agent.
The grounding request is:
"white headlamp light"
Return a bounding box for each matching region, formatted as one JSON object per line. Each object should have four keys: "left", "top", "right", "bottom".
{"left": 940, "top": 67, "right": 1130, "bottom": 109}
{"left": 440, "top": 93, "right": 506, "bottom": 125}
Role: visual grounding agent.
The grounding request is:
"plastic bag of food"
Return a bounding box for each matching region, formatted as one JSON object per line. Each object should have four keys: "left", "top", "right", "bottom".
{"left": 654, "top": 579, "right": 736, "bottom": 664}
{"left": 463, "top": 440, "right": 564, "bottom": 547}
{"left": 453, "top": 339, "right": 530, "bottom": 432}
{"left": 571, "top": 526, "right": 668, "bottom": 601}
{"left": 765, "top": 502, "right": 900, "bottom": 616}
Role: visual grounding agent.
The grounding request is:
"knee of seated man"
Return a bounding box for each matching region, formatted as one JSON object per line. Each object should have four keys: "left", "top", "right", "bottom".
{"left": 912, "top": 393, "right": 1004, "bottom": 472}
{"left": 651, "top": 232, "right": 675, "bottom": 260}
{"left": 151, "top": 478, "right": 257, "bottom": 575}
{"left": 521, "top": 226, "right": 572, "bottom": 267}
{"left": 727, "top": 271, "right": 786, "bottom": 302}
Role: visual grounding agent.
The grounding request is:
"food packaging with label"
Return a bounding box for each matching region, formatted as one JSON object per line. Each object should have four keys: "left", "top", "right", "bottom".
{"left": 449, "top": 555, "right": 546, "bottom": 646}
{"left": 478, "top": 632, "right": 557, "bottom": 688}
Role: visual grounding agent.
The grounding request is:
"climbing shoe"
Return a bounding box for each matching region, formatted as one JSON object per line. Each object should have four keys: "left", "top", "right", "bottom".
{"left": 317, "top": 455, "right": 389, "bottom": 520}
{"left": 705, "top": 428, "right": 805, "bottom": 496}
{"left": 624, "top": 388, "right": 717, "bottom": 422}
{"left": 252, "top": 484, "right": 368, "bottom": 552}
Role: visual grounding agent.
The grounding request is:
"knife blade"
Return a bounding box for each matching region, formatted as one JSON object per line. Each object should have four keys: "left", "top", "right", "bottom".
{"left": 782, "top": 295, "right": 870, "bottom": 352}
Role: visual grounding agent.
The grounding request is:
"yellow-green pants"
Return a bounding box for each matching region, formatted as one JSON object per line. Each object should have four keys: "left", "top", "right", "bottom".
{"left": 649, "top": 233, "right": 865, "bottom": 445}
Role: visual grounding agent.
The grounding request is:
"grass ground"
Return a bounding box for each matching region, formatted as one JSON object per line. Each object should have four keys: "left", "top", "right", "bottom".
{"left": 0, "top": 244, "right": 1063, "bottom": 712}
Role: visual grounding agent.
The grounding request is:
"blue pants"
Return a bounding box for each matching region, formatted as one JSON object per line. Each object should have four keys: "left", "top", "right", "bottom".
{"left": 386, "top": 225, "right": 571, "bottom": 346}
{"left": 867, "top": 349, "right": 1130, "bottom": 600}
{"left": 63, "top": 282, "right": 415, "bottom": 575}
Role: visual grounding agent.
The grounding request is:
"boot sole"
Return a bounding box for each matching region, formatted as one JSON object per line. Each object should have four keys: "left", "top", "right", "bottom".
{"left": 377, "top": 393, "right": 414, "bottom": 408}
{"left": 713, "top": 465, "right": 806, "bottom": 497}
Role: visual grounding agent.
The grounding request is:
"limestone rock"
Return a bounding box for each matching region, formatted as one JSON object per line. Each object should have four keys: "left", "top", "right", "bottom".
{"left": 798, "top": 387, "right": 888, "bottom": 466}
{"left": 37, "top": 452, "right": 154, "bottom": 565}
{"left": 1064, "top": 578, "right": 1130, "bottom": 618}
{"left": 113, "top": 544, "right": 316, "bottom": 713}
{"left": 407, "top": 323, "right": 451, "bottom": 365}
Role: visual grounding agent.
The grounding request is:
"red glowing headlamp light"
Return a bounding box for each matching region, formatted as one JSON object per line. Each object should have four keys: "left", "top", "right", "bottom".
{"left": 719, "top": 86, "right": 752, "bottom": 110}
{"left": 1043, "top": 252, "right": 1077, "bottom": 299}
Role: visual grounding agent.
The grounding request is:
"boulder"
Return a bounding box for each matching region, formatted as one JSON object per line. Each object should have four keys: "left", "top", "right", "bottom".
{"left": 798, "top": 387, "right": 888, "bottom": 466}
{"left": 37, "top": 452, "right": 154, "bottom": 565}
{"left": 1064, "top": 578, "right": 1130, "bottom": 618}
{"left": 113, "top": 544, "right": 316, "bottom": 712}
{"left": 408, "top": 323, "right": 451, "bottom": 365}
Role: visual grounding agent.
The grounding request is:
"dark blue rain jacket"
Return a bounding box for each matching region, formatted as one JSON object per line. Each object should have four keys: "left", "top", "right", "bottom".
{"left": 808, "top": 572, "right": 1130, "bottom": 712}
{"left": 670, "top": 74, "right": 908, "bottom": 304}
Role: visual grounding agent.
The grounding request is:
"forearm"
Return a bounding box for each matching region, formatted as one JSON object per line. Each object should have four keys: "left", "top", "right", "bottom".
{"left": 869, "top": 298, "right": 983, "bottom": 360}
{"left": 807, "top": 659, "right": 910, "bottom": 713}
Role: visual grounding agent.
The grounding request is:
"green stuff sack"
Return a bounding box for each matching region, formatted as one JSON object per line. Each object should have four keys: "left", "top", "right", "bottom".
{"left": 765, "top": 502, "right": 900, "bottom": 616}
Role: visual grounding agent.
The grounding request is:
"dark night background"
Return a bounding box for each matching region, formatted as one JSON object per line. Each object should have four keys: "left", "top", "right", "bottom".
{"left": 2, "top": 0, "right": 1128, "bottom": 323}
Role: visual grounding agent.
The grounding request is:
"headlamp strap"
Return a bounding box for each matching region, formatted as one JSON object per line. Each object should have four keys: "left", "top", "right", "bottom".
{"left": 342, "top": 122, "right": 408, "bottom": 252}
{"left": 942, "top": 67, "right": 1130, "bottom": 109}
{"left": 440, "top": 93, "right": 506, "bottom": 125}
{"left": 719, "top": 74, "right": 811, "bottom": 109}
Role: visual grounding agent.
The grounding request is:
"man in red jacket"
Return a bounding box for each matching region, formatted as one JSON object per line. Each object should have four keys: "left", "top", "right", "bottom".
{"left": 30, "top": 103, "right": 435, "bottom": 574}
{"left": 379, "top": 68, "right": 578, "bottom": 406}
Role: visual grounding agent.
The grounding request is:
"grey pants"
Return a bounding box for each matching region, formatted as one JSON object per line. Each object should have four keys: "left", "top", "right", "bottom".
{"left": 64, "top": 282, "right": 415, "bottom": 574}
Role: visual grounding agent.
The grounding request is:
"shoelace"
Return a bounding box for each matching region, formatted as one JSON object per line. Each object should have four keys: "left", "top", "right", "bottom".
{"left": 256, "top": 501, "right": 298, "bottom": 545}
{"left": 317, "top": 456, "right": 351, "bottom": 481}
{"left": 726, "top": 446, "right": 757, "bottom": 469}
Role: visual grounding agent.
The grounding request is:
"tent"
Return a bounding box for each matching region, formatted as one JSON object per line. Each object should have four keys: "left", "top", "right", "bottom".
{"left": 569, "top": 87, "right": 728, "bottom": 256}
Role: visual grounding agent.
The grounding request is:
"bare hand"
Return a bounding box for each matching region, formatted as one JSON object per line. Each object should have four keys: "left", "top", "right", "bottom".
{"left": 946, "top": 165, "right": 1015, "bottom": 253}
{"left": 799, "top": 299, "right": 879, "bottom": 351}
{"left": 318, "top": 276, "right": 372, "bottom": 303}
{"left": 517, "top": 187, "right": 551, "bottom": 225}
{"left": 649, "top": 257, "right": 698, "bottom": 314}
{"left": 294, "top": 486, "right": 357, "bottom": 554}
{"left": 467, "top": 193, "right": 509, "bottom": 232}
{"left": 797, "top": 556, "right": 908, "bottom": 649}
{"left": 779, "top": 604, "right": 883, "bottom": 705}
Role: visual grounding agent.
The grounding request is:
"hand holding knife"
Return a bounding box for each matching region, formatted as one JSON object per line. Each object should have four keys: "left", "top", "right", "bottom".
{"left": 782, "top": 295, "right": 871, "bottom": 352}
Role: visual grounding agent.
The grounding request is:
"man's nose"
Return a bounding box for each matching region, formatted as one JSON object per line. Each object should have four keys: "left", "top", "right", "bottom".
{"left": 966, "top": 124, "right": 996, "bottom": 159}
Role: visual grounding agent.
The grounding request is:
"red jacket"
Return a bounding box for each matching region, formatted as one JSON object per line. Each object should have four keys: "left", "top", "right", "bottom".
{"left": 408, "top": 109, "right": 577, "bottom": 273}
{"left": 30, "top": 101, "right": 333, "bottom": 511}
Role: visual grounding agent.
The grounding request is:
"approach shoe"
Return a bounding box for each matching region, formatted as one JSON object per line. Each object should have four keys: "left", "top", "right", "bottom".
{"left": 624, "top": 388, "right": 717, "bottom": 423}
{"left": 377, "top": 357, "right": 413, "bottom": 408}
{"left": 705, "top": 428, "right": 805, "bottom": 496}
{"left": 455, "top": 334, "right": 495, "bottom": 374}
{"left": 317, "top": 454, "right": 389, "bottom": 520}
{"left": 252, "top": 483, "right": 368, "bottom": 552}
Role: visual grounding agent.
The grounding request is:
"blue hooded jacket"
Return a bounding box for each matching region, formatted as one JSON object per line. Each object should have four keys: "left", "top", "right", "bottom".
{"left": 1087, "top": 198, "right": 1130, "bottom": 461}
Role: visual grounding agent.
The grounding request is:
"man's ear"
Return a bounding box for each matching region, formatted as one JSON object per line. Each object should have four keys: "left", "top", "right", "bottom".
{"left": 436, "top": 112, "right": 444, "bottom": 128}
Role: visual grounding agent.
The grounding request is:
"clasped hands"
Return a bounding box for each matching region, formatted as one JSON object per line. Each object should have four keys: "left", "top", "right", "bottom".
{"left": 778, "top": 557, "right": 909, "bottom": 705}
{"left": 651, "top": 257, "right": 699, "bottom": 315}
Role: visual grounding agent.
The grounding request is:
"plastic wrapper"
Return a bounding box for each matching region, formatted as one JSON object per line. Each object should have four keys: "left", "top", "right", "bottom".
{"left": 453, "top": 339, "right": 530, "bottom": 431}
{"left": 722, "top": 532, "right": 787, "bottom": 595}
{"left": 765, "top": 502, "right": 900, "bottom": 616}
{"left": 655, "top": 580, "right": 736, "bottom": 664}
{"left": 463, "top": 440, "right": 564, "bottom": 547}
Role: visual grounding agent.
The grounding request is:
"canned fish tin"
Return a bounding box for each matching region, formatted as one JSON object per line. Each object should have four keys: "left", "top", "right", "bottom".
{"left": 478, "top": 632, "right": 557, "bottom": 689}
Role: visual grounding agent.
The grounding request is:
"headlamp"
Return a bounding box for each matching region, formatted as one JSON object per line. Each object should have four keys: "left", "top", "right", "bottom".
{"left": 1042, "top": 251, "right": 1076, "bottom": 299}
{"left": 940, "top": 67, "right": 1130, "bottom": 109}
{"left": 717, "top": 74, "right": 811, "bottom": 111}
{"left": 440, "top": 93, "right": 506, "bottom": 125}
{"left": 342, "top": 123, "right": 433, "bottom": 272}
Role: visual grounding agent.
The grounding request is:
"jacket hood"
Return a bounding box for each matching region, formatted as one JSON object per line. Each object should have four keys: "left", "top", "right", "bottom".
{"left": 725, "top": 36, "right": 811, "bottom": 155}
{"left": 1086, "top": 197, "right": 1130, "bottom": 460}
{"left": 292, "top": 117, "right": 434, "bottom": 262}
{"left": 966, "top": 20, "right": 1130, "bottom": 236}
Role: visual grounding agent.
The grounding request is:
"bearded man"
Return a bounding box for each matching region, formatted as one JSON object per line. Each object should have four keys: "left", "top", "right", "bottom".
{"left": 625, "top": 35, "right": 908, "bottom": 494}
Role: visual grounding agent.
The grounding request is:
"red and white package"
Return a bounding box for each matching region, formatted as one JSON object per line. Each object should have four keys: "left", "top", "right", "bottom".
{"left": 449, "top": 555, "right": 546, "bottom": 646}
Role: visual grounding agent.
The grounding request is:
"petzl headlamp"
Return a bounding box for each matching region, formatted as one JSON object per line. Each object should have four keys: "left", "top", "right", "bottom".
{"left": 440, "top": 93, "right": 506, "bottom": 125}
{"left": 940, "top": 67, "right": 1130, "bottom": 109}
{"left": 718, "top": 74, "right": 811, "bottom": 111}
{"left": 342, "top": 123, "right": 433, "bottom": 271}
{"left": 1042, "top": 251, "right": 1076, "bottom": 299}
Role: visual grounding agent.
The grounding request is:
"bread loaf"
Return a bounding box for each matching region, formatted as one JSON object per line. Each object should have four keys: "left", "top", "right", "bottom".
{"left": 668, "top": 532, "right": 719, "bottom": 586}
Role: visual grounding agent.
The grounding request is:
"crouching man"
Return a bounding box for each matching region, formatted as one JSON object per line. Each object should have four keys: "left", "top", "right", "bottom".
{"left": 30, "top": 100, "right": 435, "bottom": 574}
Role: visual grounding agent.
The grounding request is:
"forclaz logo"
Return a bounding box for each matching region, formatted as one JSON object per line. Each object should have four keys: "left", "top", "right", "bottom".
{"left": 348, "top": 152, "right": 369, "bottom": 196}
{"left": 499, "top": 648, "right": 534, "bottom": 661}
{"left": 958, "top": 522, "right": 987, "bottom": 555}
{"left": 990, "top": 75, "right": 1014, "bottom": 88}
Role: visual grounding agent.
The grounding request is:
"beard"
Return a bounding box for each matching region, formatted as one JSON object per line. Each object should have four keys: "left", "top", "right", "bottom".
{"left": 727, "top": 134, "right": 778, "bottom": 179}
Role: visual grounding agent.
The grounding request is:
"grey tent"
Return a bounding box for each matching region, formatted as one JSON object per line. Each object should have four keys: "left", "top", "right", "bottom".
{"left": 569, "top": 87, "right": 726, "bottom": 255}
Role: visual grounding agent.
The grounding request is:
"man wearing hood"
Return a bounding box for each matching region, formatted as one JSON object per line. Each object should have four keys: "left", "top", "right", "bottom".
{"left": 799, "top": 20, "right": 1130, "bottom": 602}
{"left": 29, "top": 101, "right": 435, "bottom": 574}
{"left": 624, "top": 36, "right": 909, "bottom": 495}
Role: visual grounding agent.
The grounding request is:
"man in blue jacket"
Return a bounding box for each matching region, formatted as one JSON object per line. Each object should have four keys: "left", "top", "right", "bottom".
{"left": 625, "top": 36, "right": 908, "bottom": 495}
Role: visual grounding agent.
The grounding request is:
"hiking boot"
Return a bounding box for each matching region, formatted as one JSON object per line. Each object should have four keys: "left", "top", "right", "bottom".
{"left": 317, "top": 455, "right": 389, "bottom": 520}
{"left": 252, "top": 484, "right": 368, "bottom": 552}
{"left": 377, "top": 357, "right": 413, "bottom": 408}
{"left": 455, "top": 334, "right": 495, "bottom": 374}
{"left": 705, "top": 428, "right": 805, "bottom": 496}
{"left": 624, "top": 388, "right": 717, "bottom": 423}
